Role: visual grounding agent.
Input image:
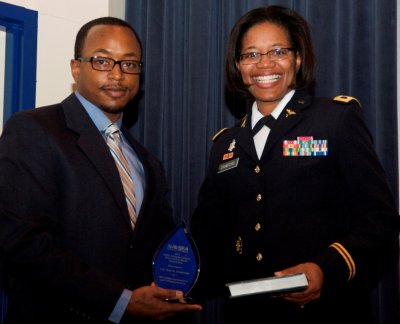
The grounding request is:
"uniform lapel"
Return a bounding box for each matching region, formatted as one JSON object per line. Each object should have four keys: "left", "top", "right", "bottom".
{"left": 234, "top": 115, "right": 260, "bottom": 162}
{"left": 262, "top": 91, "right": 311, "bottom": 158}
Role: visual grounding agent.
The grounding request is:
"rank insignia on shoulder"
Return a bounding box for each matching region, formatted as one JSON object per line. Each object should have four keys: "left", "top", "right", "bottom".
{"left": 333, "top": 95, "right": 361, "bottom": 107}
{"left": 212, "top": 128, "right": 229, "bottom": 142}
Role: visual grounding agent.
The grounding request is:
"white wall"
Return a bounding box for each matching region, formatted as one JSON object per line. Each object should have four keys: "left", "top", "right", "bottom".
{"left": 2, "top": 0, "right": 125, "bottom": 107}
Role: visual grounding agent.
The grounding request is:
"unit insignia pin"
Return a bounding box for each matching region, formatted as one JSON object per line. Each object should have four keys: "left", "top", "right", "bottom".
{"left": 223, "top": 152, "right": 234, "bottom": 160}
{"left": 228, "top": 139, "right": 236, "bottom": 152}
{"left": 221, "top": 139, "right": 237, "bottom": 160}
{"left": 285, "top": 109, "right": 296, "bottom": 118}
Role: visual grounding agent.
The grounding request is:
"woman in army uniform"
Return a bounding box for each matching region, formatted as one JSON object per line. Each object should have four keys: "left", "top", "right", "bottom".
{"left": 190, "top": 5, "right": 399, "bottom": 324}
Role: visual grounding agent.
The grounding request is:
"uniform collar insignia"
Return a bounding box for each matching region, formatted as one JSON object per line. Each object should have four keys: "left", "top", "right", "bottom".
{"left": 285, "top": 108, "right": 296, "bottom": 118}
{"left": 240, "top": 115, "right": 247, "bottom": 128}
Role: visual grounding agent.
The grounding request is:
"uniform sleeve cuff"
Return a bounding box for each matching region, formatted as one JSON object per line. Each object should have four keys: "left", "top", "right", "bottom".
{"left": 314, "top": 243, "right": 356, "bottom": 288}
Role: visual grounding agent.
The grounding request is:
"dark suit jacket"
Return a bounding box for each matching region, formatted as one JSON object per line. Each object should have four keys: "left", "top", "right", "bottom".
{"left": 0, "top": 94, "right": 176, "bottom": 323}
{"left": 190, "top": 90, "right": 400, "bottom": 323}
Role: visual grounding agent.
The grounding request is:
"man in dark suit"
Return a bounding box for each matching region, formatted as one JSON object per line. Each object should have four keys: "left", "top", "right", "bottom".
{"left": 0, "top": 17, "right": 201, "bottom": 323}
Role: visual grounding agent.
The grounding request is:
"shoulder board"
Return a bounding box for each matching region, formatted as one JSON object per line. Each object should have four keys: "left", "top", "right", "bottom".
{"left": 212, "top": 128, "right": 229, "bottom": 142}
{"left": 333, "top": 95, "right": 361, "bottom": 107}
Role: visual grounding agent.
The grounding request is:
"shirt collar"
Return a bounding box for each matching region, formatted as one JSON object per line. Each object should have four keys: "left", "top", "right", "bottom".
{"left": 251, "top": 90, "right": 295, "bottom": 128}
{"left": 74, "top": 91, "right": 123, "bottom": 132}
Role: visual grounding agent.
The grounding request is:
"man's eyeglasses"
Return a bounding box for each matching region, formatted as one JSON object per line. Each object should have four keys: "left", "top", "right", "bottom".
{"left": 78, "top": 56, "right": 143, "bottom": 74}
{"left": 238, "top": 48, "right": 295, "bottom": 65}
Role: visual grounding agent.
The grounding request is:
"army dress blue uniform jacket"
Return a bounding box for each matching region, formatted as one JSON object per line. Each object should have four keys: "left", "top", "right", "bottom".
{"left": 190, "top": 90, "right": 400, "bottom": 323}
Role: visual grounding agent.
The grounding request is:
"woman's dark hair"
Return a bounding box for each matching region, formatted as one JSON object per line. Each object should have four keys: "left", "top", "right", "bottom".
{"left": 225, "top": 5, "right": 315, "bottom": 97}
{"left": 74, "top": 17, "right": 142, "bottom": 59}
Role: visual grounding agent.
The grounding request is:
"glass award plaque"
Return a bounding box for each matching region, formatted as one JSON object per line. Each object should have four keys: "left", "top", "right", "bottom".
{"left": 152, "top": 222, "right": 200, "bottom": 303}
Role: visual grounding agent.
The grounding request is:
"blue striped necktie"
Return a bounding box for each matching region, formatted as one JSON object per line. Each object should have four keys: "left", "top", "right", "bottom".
{"left": 105, "top": 124, "right": 137, "bottom": 228}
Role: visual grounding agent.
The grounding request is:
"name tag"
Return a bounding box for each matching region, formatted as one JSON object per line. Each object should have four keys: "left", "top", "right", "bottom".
{"left": 218, "top": 158, "right": 239, "bottom": 173}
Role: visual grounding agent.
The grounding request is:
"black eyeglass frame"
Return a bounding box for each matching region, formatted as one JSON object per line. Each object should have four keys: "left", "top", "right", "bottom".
{"left": 77, "top": 56, "right": 143, "bottom": 74}
{"left": 237, "top": 47, "right": 296, "bottom": 64}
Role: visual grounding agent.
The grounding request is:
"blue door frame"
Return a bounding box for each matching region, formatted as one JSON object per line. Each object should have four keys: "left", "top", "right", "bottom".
{"left": 0, "top": 3, "right": 38, "bottom": 321}
{"left": 0, "top": 1, "right": 37, "bottom": 122}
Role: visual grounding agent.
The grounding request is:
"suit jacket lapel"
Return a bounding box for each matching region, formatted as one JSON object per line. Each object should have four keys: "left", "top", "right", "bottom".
{"left": 62, "top": 94, "right": 132, "bottom": 228}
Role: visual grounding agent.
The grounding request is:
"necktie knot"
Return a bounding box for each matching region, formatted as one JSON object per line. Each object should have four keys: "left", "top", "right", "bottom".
{"left": 105, "top": 123, "right": 120, "bottom": 138}
{"left": 252, "top": 115, "right": 276, "bottom": 136}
